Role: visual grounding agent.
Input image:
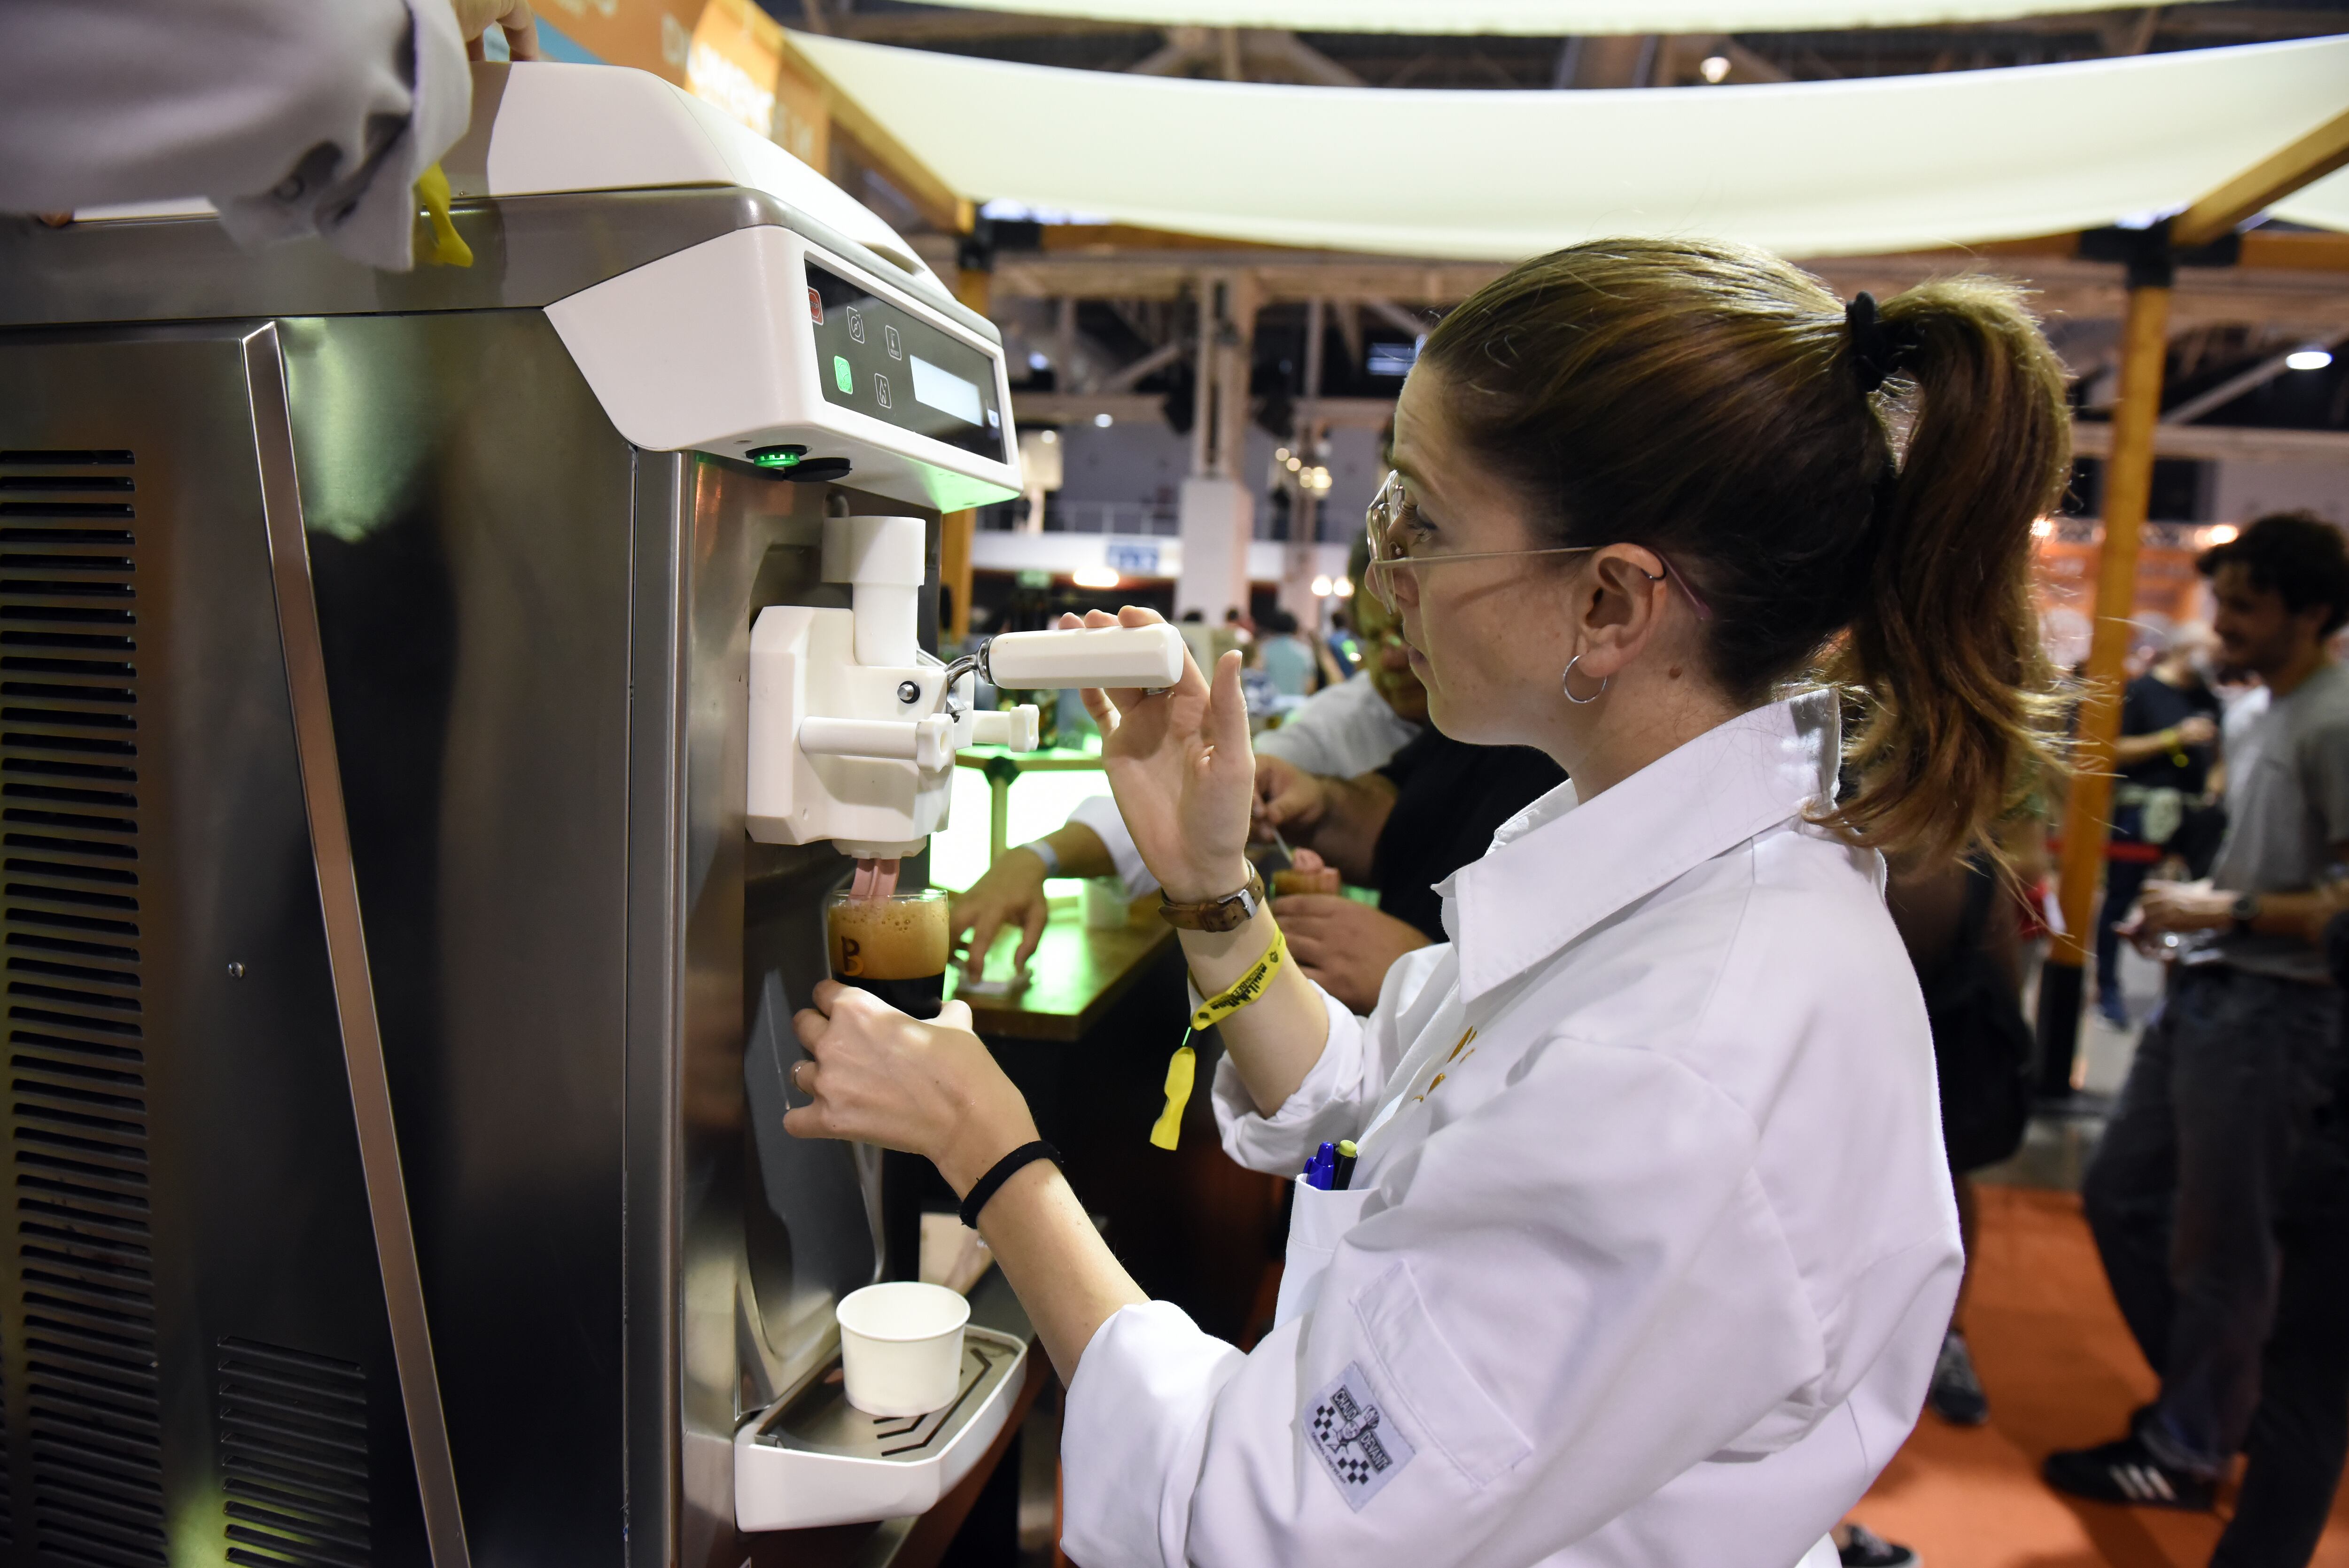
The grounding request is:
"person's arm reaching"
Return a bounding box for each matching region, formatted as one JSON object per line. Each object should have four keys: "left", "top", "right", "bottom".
{"left": 1254, "top": 756, "right": 1397, "bottom": 886}
{"left": 947, "top": 820, "right": 1117, "bottom": 981}
{"left": 2111, "top": 713, "right": 2216, "bottom": 768}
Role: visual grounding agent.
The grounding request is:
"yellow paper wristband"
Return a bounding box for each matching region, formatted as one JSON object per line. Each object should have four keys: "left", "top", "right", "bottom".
{"left": 1150, "top": 925, "right": 1288, "bottom": 1150}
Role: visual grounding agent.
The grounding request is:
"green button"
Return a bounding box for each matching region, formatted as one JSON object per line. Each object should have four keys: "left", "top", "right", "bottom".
{"left": 833, "top": 355, "right": 854, "bottom": 394}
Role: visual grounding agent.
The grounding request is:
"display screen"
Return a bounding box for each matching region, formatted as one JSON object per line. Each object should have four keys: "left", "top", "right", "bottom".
{"left": 805, "top": 261, "right": 1007, "bottom": 464}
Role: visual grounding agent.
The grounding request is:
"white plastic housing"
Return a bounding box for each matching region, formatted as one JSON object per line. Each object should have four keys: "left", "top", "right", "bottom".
{"left": 449, "top": 62, "right": 943, "bottom": 291}
{"left": 545, "top": 226, "right": 1021, "bottom": 513}
{"left": 986, "top": 624, "right": 1185, "bottom": 690}
{"left": 747, "top": 604, "right": 970, "bottom": 857}
{"left": 827, "top": 517, "right": 926, "bottom": 667}
{"left": 460, "top": 62, "right": 1022, "bottom": 511}
{"left": 748, "top": 620, "right": 1191, "bottom": 854}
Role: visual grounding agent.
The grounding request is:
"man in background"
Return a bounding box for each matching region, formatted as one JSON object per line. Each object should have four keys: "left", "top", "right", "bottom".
{"left": 2098, "top": 623, "right": 2223, "bottom": 1027}
{"left": 2048, "top": 512, "right": 2349, "bottom": 1513}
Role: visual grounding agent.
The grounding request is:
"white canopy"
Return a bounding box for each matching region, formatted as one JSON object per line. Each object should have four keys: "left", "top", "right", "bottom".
{"left": 791, "top": 32, "right": 2349, "bottom": 260}
{"left": 872, "top": 0, "right": 2190, "bottom": 35}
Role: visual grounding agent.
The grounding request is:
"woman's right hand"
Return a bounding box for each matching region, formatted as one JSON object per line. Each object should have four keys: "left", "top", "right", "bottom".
{"left": 1073, "top": 607, "right": 1255, "bottom": 903}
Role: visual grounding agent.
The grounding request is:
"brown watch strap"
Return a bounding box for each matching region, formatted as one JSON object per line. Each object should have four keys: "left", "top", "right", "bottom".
{"left": 1158, "top": 863, "right": 1267, "bottom": 932}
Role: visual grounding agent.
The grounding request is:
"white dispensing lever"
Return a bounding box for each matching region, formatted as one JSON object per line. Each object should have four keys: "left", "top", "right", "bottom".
{"left": 746, "top": 517, "right": 1188, "bottom": 860}
{"left": 936, "top": 622, "right": 1186, "bottom": 716}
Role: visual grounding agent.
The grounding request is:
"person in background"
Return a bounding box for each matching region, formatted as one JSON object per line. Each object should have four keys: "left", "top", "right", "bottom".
{"left": 2048, "top": 512, "right": 2349, "bottom": 1512}
{"left": 2097, "top": 622, "right": 2223, "bottom": 1027}
{"left": 949, "top": 579, "right": 1424, "bottom": 983}
{"left": 1214, "top": 606, "right": 1252, "bottom": 669}
{"left": 0, "top": 0, "right": 539, "bottom": 271}
{"left": 2204, "top": 897, "right": 2349, "bottom": 1568}
{"left": 1257, "top": 607, "right": 1320, "bottom": 699}
{"left": 1325, "top": 605, "right": 1364, "bottom": 676}
{"left": 1254, "top": 719, "right": 1564, "bottom": 1012}
{"left": 1176, "top": 607, "right": 1219, "bottom": 679}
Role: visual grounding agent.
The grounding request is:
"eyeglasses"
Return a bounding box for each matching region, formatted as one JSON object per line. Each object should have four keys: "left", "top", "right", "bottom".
{"left": 1362, "top": 471, "right": 1714, "bottom": 621}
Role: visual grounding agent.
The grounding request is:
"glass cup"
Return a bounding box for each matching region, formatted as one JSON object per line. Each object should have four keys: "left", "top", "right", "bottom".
{"left": 825, "top": 887, "right": 950, "bottom": 1019}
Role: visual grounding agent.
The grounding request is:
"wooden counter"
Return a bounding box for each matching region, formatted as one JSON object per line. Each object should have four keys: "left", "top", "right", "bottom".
{"left": 946, "top": 896, "right": 1175, "bottom": 1042}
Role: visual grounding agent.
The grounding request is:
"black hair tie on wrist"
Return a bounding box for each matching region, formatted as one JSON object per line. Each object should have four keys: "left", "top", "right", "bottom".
{"left": 959, "top": 1140, "right": 1061, "bottom": 1229}
{"left": 1845, "top": 291, "right": 1920, "bottom": 395}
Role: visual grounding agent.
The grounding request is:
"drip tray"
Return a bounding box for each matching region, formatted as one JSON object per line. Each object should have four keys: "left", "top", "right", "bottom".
{"left": 736, "top": 1326, "right": 1028, "bottom": 1530}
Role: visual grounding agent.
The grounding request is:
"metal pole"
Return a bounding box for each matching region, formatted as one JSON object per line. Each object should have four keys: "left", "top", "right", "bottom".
{"left": 2037, "top": 264, "right": 2173, "bottom": 1096}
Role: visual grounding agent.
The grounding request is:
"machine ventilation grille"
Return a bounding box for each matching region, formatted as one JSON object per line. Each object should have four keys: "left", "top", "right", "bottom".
{"left": 0, "top": 448, "right": 164, "bottom": 1566}
{"left": 217, "top": 1339, "right": 372, "bottom": 1568}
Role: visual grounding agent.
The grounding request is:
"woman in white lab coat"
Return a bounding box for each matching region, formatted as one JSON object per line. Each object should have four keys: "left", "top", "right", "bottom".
{"left": 785, "top": 238, "right": 2071, "bottom": 1567}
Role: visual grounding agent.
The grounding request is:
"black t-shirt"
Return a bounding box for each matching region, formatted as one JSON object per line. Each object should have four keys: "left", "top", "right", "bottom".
{"left": 1371, "top": 730, "right": 1568, "bottom": 941}
{"left": 2119, "top": 672, "right": 2222, "bottom": 793}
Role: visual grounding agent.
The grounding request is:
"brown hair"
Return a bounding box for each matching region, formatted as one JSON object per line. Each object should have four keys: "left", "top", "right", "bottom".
{"left": 1419, "top": 238, "right": 2070, "bottom": 864}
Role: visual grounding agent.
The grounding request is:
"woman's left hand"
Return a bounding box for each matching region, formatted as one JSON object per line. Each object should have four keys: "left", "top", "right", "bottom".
{"left": 783, "top": 982, "right": 1038, "bottom": 1196}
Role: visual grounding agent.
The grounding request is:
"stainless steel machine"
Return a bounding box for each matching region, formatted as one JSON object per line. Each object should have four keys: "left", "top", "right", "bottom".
{"left": 0, "top": 59, "right": 1174, "bottom": 1568}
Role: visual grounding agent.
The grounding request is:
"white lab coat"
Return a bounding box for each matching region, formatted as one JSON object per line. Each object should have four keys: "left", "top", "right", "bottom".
{"left": 1059, "top": 691, "right": 1961, "bottom": 1568}
{"left": 1070, "top": 674, "right": 1423, "bottom": 898}
{"left": 0, "top": 0, "right": 468, "bottom": 270}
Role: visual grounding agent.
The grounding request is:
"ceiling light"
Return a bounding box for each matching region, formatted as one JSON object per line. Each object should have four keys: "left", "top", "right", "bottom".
{"left": 1286, "top": 456, "right": 1303, "bottom": 471}
{"left": 1039, "top": 429, "right": 1058, "bottom": 443}
{"left": 1311, "top": 574, "right": 1333, "bottom": 596}
{"left": 2286, "top": 347, "right": 2334, "bottom": 372}
{"left": 1700, "top": 54, "right": 1731, "bottom": 83}
{"left": 2203, "top": 523, "right": 2240, "bottom": 546}
{"left": 2030, "top": 517, "right": 2054, "bottom": 538}
{"left": 1275, "top": 447, "right": 1291, "bottom": 461}
{"left": 1093, "top": 411, "right": 1114, "bottom": 427}
{"left": 1331, "top": 575, "right": 1353, "bottom": 598}
{"left": 1072, "top": 566, "right": 1120, "bottom": 589}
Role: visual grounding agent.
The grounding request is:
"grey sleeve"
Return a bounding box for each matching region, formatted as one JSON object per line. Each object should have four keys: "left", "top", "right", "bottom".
{"left": 0, "top": 0, "right": 471, "bottom": 271}
{"left": 2303, "top": 716, "right": 2349, "bottom": 857}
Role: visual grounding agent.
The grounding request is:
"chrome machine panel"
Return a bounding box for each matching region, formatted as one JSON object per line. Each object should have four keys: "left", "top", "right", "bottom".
{"left": 0, "top": 191, "right": 943, "bottom": 1564}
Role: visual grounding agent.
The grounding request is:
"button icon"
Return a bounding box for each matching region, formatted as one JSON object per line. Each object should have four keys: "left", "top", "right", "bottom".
{"left": 873, "top": 373, "right": 893, "bottom": 410}
{"left": 806, "top": 287, "right": 824, "bottom": 325}
{"left": 846, "top": 306, "right": 865, "bottom": 344}
{"left": 833, "top": 356, "right": 853, "bottom": 394}
{"left": 884, "top": 325, "right": 902, "bottom": 360}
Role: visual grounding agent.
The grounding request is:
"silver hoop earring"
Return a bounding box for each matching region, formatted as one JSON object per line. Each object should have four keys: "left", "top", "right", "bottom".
{"left": 1561, "top": 654, "right": 1608, "bottom": 705}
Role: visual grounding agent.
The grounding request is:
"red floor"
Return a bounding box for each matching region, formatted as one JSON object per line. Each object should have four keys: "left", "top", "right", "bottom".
{"left": 1853, "top": 1184, "right": 2349, "bottom": 1568}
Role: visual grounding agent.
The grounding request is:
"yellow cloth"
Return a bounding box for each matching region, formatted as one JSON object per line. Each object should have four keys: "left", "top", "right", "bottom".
{"left": 1150, "top": 925, "right": 1287, "bottom": 1151}
{"left": 414, "top": 163, "right": 472, "bottom": 268}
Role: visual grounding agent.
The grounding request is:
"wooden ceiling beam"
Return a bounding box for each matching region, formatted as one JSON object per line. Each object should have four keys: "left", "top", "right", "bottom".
{"left": 2172, "top": 105, "right": 2349, "bottom": 248}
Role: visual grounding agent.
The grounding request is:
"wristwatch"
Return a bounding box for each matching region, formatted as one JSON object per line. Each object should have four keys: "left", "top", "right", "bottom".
{"left": 2231, "top": 892, "right": 2261, "bottom": 933}
{"left": 1159, "top": 864, "right": 1267, "bottom": 932}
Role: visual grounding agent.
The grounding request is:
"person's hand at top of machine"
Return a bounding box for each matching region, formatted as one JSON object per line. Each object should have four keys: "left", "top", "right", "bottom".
{"left": 451, "top": 0, "right": 543, "bottom": 59}
{"left": 1273, "top": 886, "right": 1430, "bottom": 1015}
{"left": 1068, "top": 607, "right": 1256, "bottom": 905}
{"left": 784, "top": 983, "right": 1038, "bottom": 1195}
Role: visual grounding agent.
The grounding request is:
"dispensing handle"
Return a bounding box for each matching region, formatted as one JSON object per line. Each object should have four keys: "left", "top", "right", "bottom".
{"left": 982, "top": 623, "right": 1186, "bottom": 690}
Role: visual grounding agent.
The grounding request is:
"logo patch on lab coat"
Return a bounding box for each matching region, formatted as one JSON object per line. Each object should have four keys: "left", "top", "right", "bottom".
{"left": 1304, "top": 1362, "right": 1415, "bottom": 1509}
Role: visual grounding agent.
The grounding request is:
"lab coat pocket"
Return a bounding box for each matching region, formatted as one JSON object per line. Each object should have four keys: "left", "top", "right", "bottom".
{"left": 1354, "top": 1260, "right": 1533, "bottom": 1489}
{"left": 1274, "top": 1178, "right": 1370, "bottom": 1329}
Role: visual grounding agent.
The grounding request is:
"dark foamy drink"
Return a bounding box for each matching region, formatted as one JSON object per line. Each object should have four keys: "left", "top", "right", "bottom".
{"left": 825, "top": 889, "right": 950, "bottom": 1019}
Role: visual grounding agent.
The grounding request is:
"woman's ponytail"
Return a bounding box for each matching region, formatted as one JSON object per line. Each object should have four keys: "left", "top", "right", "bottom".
{"left": 1821, "top": 278, "right": 2072, "bottom": 864}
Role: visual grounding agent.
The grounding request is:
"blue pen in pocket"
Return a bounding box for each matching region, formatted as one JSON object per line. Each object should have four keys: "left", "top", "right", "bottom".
{"left": 1304, "top": 1140, "right": 1338, "bottom": 1190}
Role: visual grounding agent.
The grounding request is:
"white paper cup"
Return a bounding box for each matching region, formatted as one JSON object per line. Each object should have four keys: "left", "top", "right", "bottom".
{"left": 836, "top": 1282, "right": 971, "bottom": 1417}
